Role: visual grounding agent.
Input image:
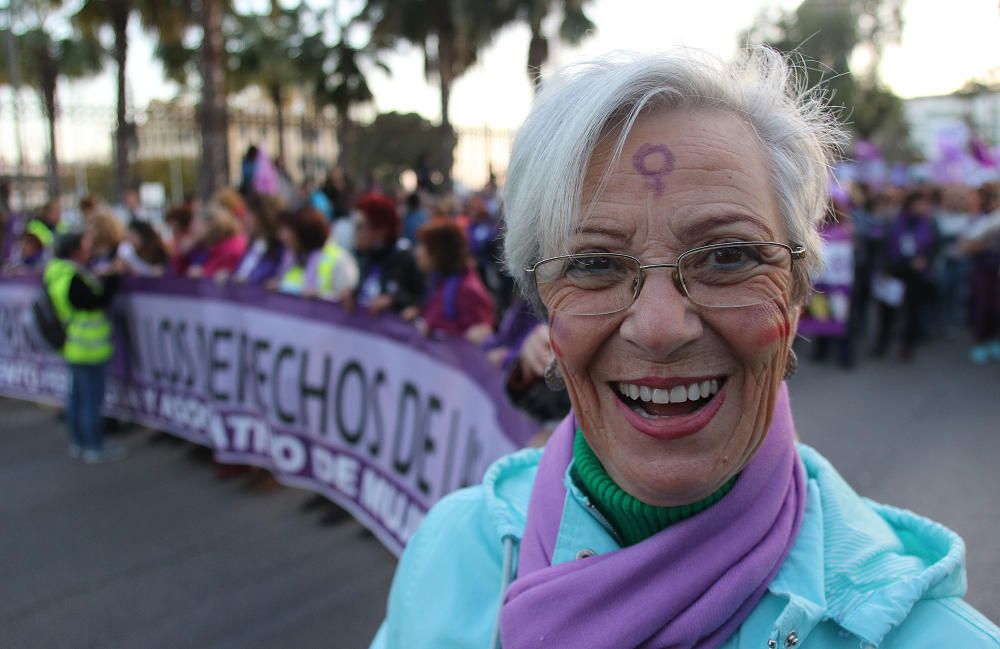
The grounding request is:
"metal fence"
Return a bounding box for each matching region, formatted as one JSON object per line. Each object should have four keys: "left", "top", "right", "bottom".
{"left": 0, "top": 93, "right": 516, "bottom": 210}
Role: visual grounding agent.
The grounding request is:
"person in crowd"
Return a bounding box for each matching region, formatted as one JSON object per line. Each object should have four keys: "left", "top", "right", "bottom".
{"left": 371, "top": 49, "right": 999, "bottom": 649}
{"left": 240, "top": 145, "right": 259, "bottom": 197}
{"left": 25, "top": 199, "right": 62, "bottom": 252}
{"left": 962, "top": 183, "right": 1000, "bottom": 364}
{"left": 275, "top": 205, "right": 358, "bottom": 300}
{"left": 934, "top": 185, "right": 976, "bottom": 339}
{"left": 4, "top": 231, "right": 46, "bottom": 274}
{"left": 86, "top": 210, "right": 124, "bottom": 274}
{"left": 187, "top": 204, "right": 247, "bottom": 279}
{"left": 45, "top": 232, "right": 126, "bottom": 464}
{"left": 482, "top": 295, "right": 572, "bottom": 431}
{"left": 322, "top": 165, "right": 355, "bottom": 219}
{"left": 405, "top": 218, "right": 494, "bottom": 339}
{"left": 116, "top": 188, "right": 144, "bottom": 223}
{"left": 808, "top": 199, "right": 855, "bottom": 368}
{"left": 0, "top": 180, "right": 10, "bottom": 261}
{"left": 303, "top": 176, "right": 334, "bottom": 221}
{"left": 347, "top": 193, "right": 424, "bottom": 315}
{"left": 118, "top": 220, "right": 169, "bottom": 276}
{"left": 848, "top": 182, "right": 879, "bottom": 337}
{"left": 164, "top": 204, "right": 203, "bottom": 276}
{"left": 212, "top": 187, "right": 250, "bottom": 226}
{"left": 401, "top": 192, "right": 429, "bottom": 243}
{"left": 78, "top": 195, "right": 100, "bottom": 225}
{"left": 872, "top": 188, "right": 940, "bottom": 360}
{"left": 233, "top": 194, "right": 285, "bottom": 285}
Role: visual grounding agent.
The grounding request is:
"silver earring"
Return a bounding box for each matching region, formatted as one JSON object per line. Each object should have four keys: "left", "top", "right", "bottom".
{"left": 544, "top": 358, "right": 565, "bottom": 391}
{"left": 783, "top": 348, "right": 798, "bottom": 379}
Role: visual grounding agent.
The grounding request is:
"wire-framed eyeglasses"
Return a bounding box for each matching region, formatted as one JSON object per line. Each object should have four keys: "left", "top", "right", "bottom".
{"left": 526, "top": 241, "right": 806, "bottom": 316}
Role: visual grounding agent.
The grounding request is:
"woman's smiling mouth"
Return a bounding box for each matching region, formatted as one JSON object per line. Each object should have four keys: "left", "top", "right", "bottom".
{"left": 610, "top": 376, "right": 729, "bottom": 439}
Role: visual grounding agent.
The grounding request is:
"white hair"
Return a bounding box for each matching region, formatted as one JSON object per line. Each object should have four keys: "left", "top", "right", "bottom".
{"left": 503, "top": 47, "right": 845, "bottom": 312}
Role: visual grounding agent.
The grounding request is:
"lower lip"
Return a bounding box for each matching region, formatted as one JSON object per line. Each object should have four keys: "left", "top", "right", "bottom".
{"left": 613, "top": 383, "right": 727, "bottom": 441}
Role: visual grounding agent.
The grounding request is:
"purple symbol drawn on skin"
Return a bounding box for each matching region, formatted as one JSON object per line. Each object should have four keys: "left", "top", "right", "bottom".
{"left": 632, "top": 143, "right": 675, "bottom": 196}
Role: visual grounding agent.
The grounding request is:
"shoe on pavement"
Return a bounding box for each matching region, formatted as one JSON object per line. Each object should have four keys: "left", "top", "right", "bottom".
{"left": 82, "top": 445, "right": 128, "bottom": 465}
{"left": 990, "top": 340, "right": 1000, "bottom": 361}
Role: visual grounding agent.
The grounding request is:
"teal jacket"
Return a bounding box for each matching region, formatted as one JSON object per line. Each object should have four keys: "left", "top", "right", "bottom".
{"left": 372, "top": 444, "right": 999, "bottom": 648}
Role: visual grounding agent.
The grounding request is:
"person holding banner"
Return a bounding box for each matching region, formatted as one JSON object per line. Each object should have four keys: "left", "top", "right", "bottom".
{"left": 408, "top": 218, "right": 495, "bottom": 339}
{"left": 45, "top": 232, "right": 126, "bottom": 464}
{"left": 275, "top": 205, "right": 358, "bottom": 300}
{"left": 347, "top": 193, "right": 424, "bottom": 315}
{"left": 371, "top": 49, "right": 999, "bottom": 649}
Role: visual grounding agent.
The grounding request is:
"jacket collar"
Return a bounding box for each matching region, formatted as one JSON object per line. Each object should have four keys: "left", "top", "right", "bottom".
{"left": 483, "top": 443, "right": 967, "bottom": 646}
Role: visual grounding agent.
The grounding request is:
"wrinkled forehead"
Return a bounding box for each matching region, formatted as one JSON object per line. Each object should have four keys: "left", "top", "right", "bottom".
{"left": 573, "top": 108, "right": 780, "bottom": 243}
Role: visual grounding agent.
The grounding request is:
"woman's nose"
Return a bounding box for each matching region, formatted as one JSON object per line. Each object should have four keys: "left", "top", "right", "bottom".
{"left": 618, "top": 269, "right": 703, "bottom": 356}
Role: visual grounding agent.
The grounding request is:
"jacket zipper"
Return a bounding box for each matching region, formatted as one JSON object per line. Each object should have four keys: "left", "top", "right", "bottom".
{"left": 584, "top": 500, "right": 624, "bottom": 546}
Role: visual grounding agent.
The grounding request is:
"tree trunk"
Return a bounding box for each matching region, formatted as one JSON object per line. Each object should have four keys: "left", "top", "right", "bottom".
{"left": 527, "top": 28, "right": 548, "bottom": 93}
{"left": 271, "top": 85, "right": 286, "bottom": 169}
{"left": 196, "top": 0, "right": 230, "bottom": 201}
{"left": 436, "top": 35, "right": 455, "bottom": 188}
{"left": 42, "top": 80, "right": 59, "bottom": 201}
{"left": 112, "top": 10, "right": 131, "bottom": 201}
{"left": 335, "top": 111, "right": 353, "bottom": 173}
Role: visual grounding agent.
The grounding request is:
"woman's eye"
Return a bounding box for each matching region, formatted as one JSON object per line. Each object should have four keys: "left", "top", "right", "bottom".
{"left": 570, "top": 255, "right": 615, "bottom": 273}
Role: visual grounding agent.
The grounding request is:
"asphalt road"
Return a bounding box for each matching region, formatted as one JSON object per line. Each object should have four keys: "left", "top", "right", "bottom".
{"left": 2, "top": 336, "right": 998, "bottom": 648}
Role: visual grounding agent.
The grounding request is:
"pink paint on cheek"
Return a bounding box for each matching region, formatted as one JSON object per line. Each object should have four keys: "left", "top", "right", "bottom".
{"left": 548, "top": 313, "right": 564, "bottom": 358}
{"left": 732, "top": 302, "right": 793, "bottom": 350}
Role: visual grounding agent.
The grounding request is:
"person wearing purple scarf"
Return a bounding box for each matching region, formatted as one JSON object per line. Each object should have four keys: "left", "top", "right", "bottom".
{"left": 872, "top": 189, "right": 940, "bottom": 360}
{"left": 370, "top": 49, "right": 999, "bottom": 649}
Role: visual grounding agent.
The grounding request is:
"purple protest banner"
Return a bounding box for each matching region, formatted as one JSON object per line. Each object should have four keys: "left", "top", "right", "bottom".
{"left": 0, "top": 276, "right": 536, "bottom": 555}
{"left": 798, "top": 223, "right": 854, "bottom": 338}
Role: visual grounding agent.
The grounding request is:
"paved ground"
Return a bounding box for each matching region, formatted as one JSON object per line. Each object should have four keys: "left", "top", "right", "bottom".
{"left": 2, "top": 336, "right": 998, "bottom": 648}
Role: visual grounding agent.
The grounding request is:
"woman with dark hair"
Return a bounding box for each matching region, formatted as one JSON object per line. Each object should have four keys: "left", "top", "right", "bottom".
{"left": 233, "top": 194, "right": 285, "bottom": 285}
{"left": 275, "top": 206, "right": 358, "bottom": 300}
{"left": 164, "top": 204, "right": 203, "bottom": 275}
{"left": 872, "top": 188, "right": 940, "bottom": 359}
{"left": 119, "top": 220, "right": 169, "bottom": 276}
{"left": 348, "top": 193, "right": 424, "bottom": 314}
{"left": 407, "top": 219, "right": 494, "bottom": 339}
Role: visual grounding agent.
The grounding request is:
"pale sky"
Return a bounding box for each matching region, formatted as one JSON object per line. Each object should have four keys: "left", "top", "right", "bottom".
{"left": 53, "top": 0, "right": 1000, "bottom": 130}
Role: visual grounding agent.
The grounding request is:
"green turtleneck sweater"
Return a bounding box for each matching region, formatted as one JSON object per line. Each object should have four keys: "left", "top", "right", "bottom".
{"left": 570, "top": 429, "right": 738, "bottom": 547}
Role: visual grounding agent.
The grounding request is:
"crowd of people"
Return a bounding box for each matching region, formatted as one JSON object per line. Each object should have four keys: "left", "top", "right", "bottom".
{"left": 807, "top": 181, "right": 1000, "bottom": 366}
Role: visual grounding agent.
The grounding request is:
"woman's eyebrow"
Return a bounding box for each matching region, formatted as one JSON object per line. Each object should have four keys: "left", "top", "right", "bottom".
{"left": 682, "top": 213, "right": 775, "bottom": 240}
{"left": 576, "top": 225, "right": 631, "bottom": 242}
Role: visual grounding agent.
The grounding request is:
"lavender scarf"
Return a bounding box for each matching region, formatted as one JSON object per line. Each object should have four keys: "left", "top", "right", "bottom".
{"left": 500, "top": 383, "right": 805, "bottom": 649}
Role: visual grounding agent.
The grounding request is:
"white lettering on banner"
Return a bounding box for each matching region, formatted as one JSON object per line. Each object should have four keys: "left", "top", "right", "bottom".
{"left": 359, "top": 468, "right": 425, "bottom": 544}
{"left": 271, "top": 434, "right": 308, "bottom": 473}
{"left": 0, "top": 280, "right": 523, "bottom": 556}
{"left": 312, "top": 447, "right": 361, "bottom": 498}
{"left": 0, "top": 359, "right": 40, "bottom": 391}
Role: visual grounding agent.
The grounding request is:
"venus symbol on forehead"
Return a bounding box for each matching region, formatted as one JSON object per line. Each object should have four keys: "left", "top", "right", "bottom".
{"left": 632, "top": 143, "right": 675, "bottom": 197}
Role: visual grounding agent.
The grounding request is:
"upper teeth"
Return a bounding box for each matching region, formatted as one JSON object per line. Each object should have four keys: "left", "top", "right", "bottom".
{"left": 617, "top": 379, "right": 720, "bottom": 404}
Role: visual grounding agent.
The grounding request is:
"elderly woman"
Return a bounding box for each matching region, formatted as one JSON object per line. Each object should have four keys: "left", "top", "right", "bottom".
{"left": 371, "top": 50, "right": 999, "bottom": 649}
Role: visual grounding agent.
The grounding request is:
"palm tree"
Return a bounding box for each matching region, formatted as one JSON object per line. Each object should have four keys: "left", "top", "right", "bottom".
{"left": 194, "top": 0, "right": 230, "bottom": 199}
{"left": 308, "top": 15, "right": 386, "bottom": 173}
{"left": 8, "top": 28, "right": 105, "bottom": 199}
{"left": 227, "top": 6, "right": 321, "bottom": 167}
{"left": 73, "top": 0, "right": 185, "bottom": 200}
{"left": 519, "top": 0, "right": 594, "bottom": 91}
{"left": 361, "top": 0, "right": 518, "bottom": 134}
